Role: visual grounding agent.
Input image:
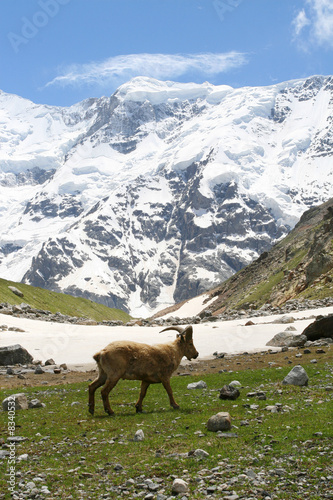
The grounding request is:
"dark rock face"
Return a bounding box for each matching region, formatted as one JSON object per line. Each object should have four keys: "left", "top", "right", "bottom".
{"left": 0, "top": 344, "right": 33, "bottom": 366}
{"left": 302, "top": 314, "right": 333, "bottom": 341}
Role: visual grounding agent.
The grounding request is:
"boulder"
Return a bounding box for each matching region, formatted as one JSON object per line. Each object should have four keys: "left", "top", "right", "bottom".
{"left": 266, "top": 331, "right": 306, "bottom": 347}
{"left": 219, "top": 384, "right": 240, "bottom": 400}
{"left": 0, "top": 344, "right": 33, "bottom": 366}
{"left": 8, "top": 286, "right": 24, "bottom": 298}
{"left": 207, "top": 412, "right": 232, "bottom": 432}
{"left": 2, "top": 393, "right": 28, "bottom": 411}
{"left": 282, "top": 365, "right": 309, "bottom": 386}
{"left": 301, "top": 314, "right": 333, "bottom": 341}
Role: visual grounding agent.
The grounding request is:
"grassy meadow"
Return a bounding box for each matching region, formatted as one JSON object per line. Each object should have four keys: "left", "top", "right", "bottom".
{"left": 0, "top": 360, "right": 332, "bottom": 499}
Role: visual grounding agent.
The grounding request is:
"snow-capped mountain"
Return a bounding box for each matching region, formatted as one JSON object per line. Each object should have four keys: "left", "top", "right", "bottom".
{"left": 1, "top": 75, "right": 333, "bottom": 317}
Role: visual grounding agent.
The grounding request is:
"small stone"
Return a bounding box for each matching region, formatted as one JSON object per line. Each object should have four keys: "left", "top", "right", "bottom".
{"left": 28, "top": 399, "right": 45, "bottom": 409}
{"left": 45, "top": 358, "right": 55, "bottom": 366}
{"left": 114, "top": 463, "right": 123, "bottom": 471}
{"left": 229, "top": 380, "right": 241, "bottom": 387}
{"left": 134, "top": 429, "right": 145, "bottom": 441}
{"left": 207, "top": 412, "right": 231, "bottom": 432}
{"left": 193, "top": 448, "right": 209, "bottom": 458}
{"left": 34, "top": 365, "right": 44, "bottom": 374}
{"left": 219, "top": 384, "right": 240, "bottom": 400}
{"left": 187, "top": 380, "right": 207, "bottom": 389}
{"left": 171, "top": 478, "right": 189, "bottom": 494}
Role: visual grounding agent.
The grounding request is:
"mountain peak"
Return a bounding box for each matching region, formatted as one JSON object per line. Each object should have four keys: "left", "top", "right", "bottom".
{"left": 1, "top": 75, "right": 333, "bottom": 316}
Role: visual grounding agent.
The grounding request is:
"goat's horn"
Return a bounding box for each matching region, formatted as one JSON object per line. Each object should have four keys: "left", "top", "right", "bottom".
{"left": 160, "top": 326, "right": 185, "bottom": 334}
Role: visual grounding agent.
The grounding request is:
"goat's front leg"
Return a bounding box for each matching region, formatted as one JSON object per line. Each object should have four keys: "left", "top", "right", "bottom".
{"left": 101, "top": 378, "right": 118, "bottom": 415}
{"left": 162, "top": 379, "right": 180, "bottom": 409}
{"left": 88, "top": 373, "right": 106, "bottom": 415}
{"left": 135, "top": 380, "right": 150, "bottom": 413}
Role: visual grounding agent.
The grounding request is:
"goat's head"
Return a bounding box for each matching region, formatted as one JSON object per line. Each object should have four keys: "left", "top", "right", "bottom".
{"left": 160, "top": 325, "right": 199, "bottom": 360}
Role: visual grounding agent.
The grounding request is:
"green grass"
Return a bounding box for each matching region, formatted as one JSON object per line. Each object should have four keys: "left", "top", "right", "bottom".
{"left": 0, "top": 278, "right": 131, "bottom": 322}
{"left": 236, "top": 271, "right": 285, "bottom": 309}
{"left": 0, "top": 362, "right": 332, "bottom": 499}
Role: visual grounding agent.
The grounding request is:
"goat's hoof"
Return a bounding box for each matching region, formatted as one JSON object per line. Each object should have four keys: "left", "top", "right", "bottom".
{"left": 88, "top": 406, "right": 94, "bottom": 415}
{"left": 105, "top": 409, "right": 115, "bottom": 416}
{"left": 172, "top": 404, "right": 180, "bottom": 410}
{"left": 135, "top": 406, "right": 143, "bottom": 414}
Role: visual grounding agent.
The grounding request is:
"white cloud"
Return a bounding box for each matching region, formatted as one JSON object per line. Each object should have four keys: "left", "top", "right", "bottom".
{"left": 309, "top": 0, "right": 333, "bottom": 46}
{"left": 46, "top": 52, "right": 248, "bottom": 89}
{"left": 292, "top": 0, "right": 333, "bottom": 48}
{"left": 292, "top": 9, "right": 310, "bottom": 37}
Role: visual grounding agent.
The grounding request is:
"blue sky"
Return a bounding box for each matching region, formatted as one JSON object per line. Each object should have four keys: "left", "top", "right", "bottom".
{"left": 1, "top": 0, "right": 333, "bottom": 107}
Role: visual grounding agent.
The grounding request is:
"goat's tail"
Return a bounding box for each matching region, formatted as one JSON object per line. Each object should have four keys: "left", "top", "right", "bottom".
{"left": 93, "top": 352, "right": 101, "bottom": 363}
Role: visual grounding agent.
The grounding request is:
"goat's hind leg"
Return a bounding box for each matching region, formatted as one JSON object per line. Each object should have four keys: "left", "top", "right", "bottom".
{"left": 88, "top": 370, "right": 107, "bottom": 415}
{"left": 135, "top": 380, "right": 150, "bottom": 413}
{"left": 101, "top": 378, "right": 119, "bottom": 416}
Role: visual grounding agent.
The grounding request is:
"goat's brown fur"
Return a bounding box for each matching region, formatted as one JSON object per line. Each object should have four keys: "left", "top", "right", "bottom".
{"left": 88, "top": 326, "right": 198, "bottom": 415}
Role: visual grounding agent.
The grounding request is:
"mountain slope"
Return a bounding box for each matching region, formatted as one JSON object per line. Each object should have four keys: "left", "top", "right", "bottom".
{"left": 1, "top": 76, "right": 333, "bottom": 316}
{"left": 0, "top": 278, "right": 131, "bottom": 322}
{"left": 189, "top": 197, "right": 333, "bottom": 316}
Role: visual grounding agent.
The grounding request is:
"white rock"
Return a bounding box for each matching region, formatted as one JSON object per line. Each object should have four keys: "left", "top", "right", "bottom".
{"left": 194, "top": 448, "right": 209, "bottom": 458}
{"left": 187, "top": 380, "right": 207, "bottom": 389}
{"left": 134, "top": 429, "right": 145, "bottom": 441}
{"left": 171, "top": 478, "right": 189, "bottom": 494}
{"left": 229, "top": 380, "right": 241, "bottom": 387}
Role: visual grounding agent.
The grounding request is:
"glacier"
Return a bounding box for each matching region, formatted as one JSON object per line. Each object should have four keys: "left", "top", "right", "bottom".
{"left": 1, "top": 75, "right": 333, "bottom": 317}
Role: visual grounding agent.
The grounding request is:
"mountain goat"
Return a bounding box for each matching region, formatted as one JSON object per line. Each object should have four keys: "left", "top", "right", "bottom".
{"left": 88, "top": 325, "right": 198, "bottom": 415}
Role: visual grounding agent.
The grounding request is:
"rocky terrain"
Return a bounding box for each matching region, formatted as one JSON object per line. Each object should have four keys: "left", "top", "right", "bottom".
{"left": 1, "top": 76, "right": 333, "bottom": 316}
{"left": 159, "top": 197, "right": 333, "bottom": 320}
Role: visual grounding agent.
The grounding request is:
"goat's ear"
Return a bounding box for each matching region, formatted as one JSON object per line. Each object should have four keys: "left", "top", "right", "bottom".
{"left": 184, "top": 325, "right": 193, "bottom": 341}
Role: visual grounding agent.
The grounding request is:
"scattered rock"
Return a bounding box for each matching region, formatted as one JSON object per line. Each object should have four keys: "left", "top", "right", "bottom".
{"left": 133, "top": 429, "right": 145, "bottom": 442}
{"left": 34, "top": 365, "right": 45, "bottom": 374}
{"left": 207, "top": 412, "right": 232, "bottom": 432}
{"left": 229, "top": 380, "right": 242, "bottom": 387}
{"left": 193, "top": 448, "right": 209, "bottom": 458}
{"left": 28, "top": 399, "right": 45, "bottom": 409}
{"left": 171, "top": 478, "right": 189, "bottom": 494}
{"left": 282, "top": 365, "right": 309, "bottom": 386}
{"left": 219, "top": 384, "right": 240, "bottom": 400}
{"left": 187, "top": 380, "right": 207, "bottom": 389}
{"left": 2, "top": 393, "right": 28, "bottom": 411}
{"left": 8, "top": 286, "right": 24, "bottom": 298}
{"left": 266, "top": 331, "right": 306, "bottom": 347}
{"left": 45, "top": 358, "right": 56, "bottom": 366}
{"left": 272, "top": 315, "right": 295, "bottom": 324}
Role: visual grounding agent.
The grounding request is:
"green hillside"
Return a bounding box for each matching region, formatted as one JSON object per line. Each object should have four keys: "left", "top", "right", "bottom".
{"left": 0, "top": 278, "right": 131, "bottom": 323}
